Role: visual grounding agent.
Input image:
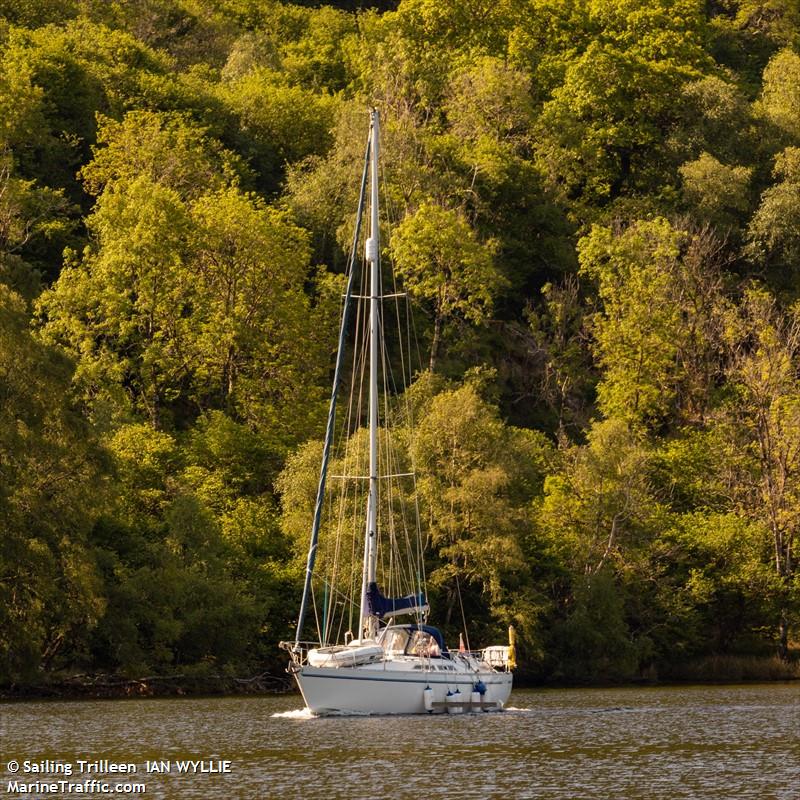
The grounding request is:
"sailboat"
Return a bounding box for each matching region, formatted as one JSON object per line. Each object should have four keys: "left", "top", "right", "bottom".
{"left": 280, "top": 109, "right": 514, "bottom": 715}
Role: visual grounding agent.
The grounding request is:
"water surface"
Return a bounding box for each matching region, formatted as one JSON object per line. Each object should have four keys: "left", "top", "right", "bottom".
{"left": 2, "top": 684, "right": 798, "bottom": 799}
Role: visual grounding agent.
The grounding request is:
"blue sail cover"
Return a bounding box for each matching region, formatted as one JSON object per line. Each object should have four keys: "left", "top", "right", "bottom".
{"left": 367, "top": 582, "right": 428, "bottom": 619}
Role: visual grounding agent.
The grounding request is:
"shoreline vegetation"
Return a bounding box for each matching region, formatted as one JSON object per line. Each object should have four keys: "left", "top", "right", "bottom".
{"left": 0, "top": 672, "right": 295, "bottom": 702}
{"left": 3, "top": 656, "right": 798, "bottom": 703}
{"left": 1, "top": 0, "right": 799, "bottom": 694}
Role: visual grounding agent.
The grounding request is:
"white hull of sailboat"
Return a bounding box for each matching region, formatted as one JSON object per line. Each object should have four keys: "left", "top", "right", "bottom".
{"left": 295, "top": 665, "right": 513, "bottom": 716}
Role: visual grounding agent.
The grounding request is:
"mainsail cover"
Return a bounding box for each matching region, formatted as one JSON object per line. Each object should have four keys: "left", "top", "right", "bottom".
{"left": 367, "top": 582, "right": 428, "bottom": 619}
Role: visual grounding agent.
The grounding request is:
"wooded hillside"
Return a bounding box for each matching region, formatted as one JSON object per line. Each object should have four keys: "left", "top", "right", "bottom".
{"left": 1, "top": 0, "right": 798, "bottom": 687}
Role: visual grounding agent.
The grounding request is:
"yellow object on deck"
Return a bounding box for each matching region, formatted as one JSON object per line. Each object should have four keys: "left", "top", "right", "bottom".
{"left": 508, "top": 625, "right": 517, "bottom": 670}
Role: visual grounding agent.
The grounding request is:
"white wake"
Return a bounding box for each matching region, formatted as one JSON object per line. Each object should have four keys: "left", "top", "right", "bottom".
{"left": 271, "top": 707, "right": 316, "bottom": 719}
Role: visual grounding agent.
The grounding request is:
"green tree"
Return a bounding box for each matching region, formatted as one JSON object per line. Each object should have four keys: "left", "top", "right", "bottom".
{"left": 40, "top": 146, "right": 332, "bottom": 435}
{"left": 757, "top": 47, "right": 800, "bottom": 142}
{"left": 526, "top": 276, "right": 595, "bottom": 435}
{"left": 413, "top": 381, "right": 550, "bottom": 639}
{"left": 672, "top": 75, "right": 756, "bottom": 165}
{"left": 0, "top": 151, "right": 73, "bottom": 292}
{"left": 550, "top": 568, "right": 639, "bottom": 682}
{"left": 727, "top": 0, "right": 800, "bottom": 48}
{"left": 89, "top": 495, "right": 260, "bottom": 676}
{"left": 664, "top": 509, "right": 780, "bottom": 659}
{"left": 679, "top": 152, "right": 752, "bottom": 227}
{"left": 106, "top": 422, "right": 178, "bottom": 521}
{"left": 81, "top": 110, "right": 245, "bottom": 199}
{"left": 188, "top": 187, "right": 330, "bottom": 442}
{"left": 0, "top": 24, "right": 101, "bottom": 191}
{"left": 278, "top": 6, "right": 357, "bottom": 92}
{"left": 723, "top": 287, "right": 800, "bottom": 658}
{"left": 79, "top": 0, "right": 239, "bottom": 68}
{"left": 183, "top": 411, "right": 296, "bottom": 659}
{"left": 579, "top": 218, "right": 730, "bottom": 428}
{"left": 444, "top": 56, "right": 535, "bottom": 152}
{"left": 92, "top": 414, "right": 287, "bottom": 676}
{"left": 391, "top": 202, "right": 502, "bottom": 371}
{"left": 746, "top": 147, "right": 800, "bottom": 281}
{"left": 536, "top": 417, "right": 673, "bottom": 680}
{"left": 537, "top": 418, "right": 656, "bottom": 576}
{"left": 533, "top": 0, "right": 710, "bottom": 215}
{"left": 0, "top": 284, "right": 107, "bottom": 681}
{"left": 0, "top": 42, "right": 45, "bottom": 153}
{"left": 38, "top": 176, "right": 194, "bottom": 427}
{"left": 220, "top": 69, "right": 337, "bottom": 192}
{"left": 0, "top": 0, "right": 78, "bottom": 26}
{"left": 507, "top": 0, "right": 593, "bottom": 102}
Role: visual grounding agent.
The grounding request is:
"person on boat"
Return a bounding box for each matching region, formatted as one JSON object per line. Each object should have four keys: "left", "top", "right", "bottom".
{"left": 411, "top": 631, "right": 440, "bottom": 657}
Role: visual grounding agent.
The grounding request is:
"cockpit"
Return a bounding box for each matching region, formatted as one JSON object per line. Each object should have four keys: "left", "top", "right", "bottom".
{"left": 377, "top": 624, "right": 449, "bottom": 658}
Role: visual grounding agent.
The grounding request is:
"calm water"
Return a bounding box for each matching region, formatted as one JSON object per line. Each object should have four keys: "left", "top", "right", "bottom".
{"left": 2, "top": 684, "right": 798, "bottom": 799}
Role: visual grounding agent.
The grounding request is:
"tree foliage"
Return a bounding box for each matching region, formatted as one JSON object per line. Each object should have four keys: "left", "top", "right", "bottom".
{"left": 390, "top": 203, "right": 502, "bottom": 371}
{"left": 1, "top": 0, "right": 799, "bottom": 687}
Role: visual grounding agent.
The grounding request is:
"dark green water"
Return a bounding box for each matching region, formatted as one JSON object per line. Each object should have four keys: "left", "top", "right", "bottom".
{"left": 2, "top": 684, "right": 798, "bottom": 799}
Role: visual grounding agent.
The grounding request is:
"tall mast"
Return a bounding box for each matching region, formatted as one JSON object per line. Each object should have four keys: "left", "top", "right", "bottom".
{"left": 359, "top": 108, "right": 380, "bottom": 640}
{"left": 292, "top": 122, "right": 372, "bottom": 648}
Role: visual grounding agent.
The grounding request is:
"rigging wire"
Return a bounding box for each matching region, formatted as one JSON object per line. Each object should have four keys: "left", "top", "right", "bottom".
{"left": 294, "top": 128, "right": 371, "bottom": 648}
{"left": 381, "top": 159, "right": 428, "bottom": 612}
{"left": 379, "top": 131, "right": 422, "bottom": 618}
{"left": 312, "top": 111, "right": 430, "bottom": 643}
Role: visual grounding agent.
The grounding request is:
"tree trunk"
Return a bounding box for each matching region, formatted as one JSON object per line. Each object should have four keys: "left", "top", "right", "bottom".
{"left": 429, "top": 311, "right": 442, "bottom": 372}
{"left": 778, "top": 608, "right": 789, "bottom": 661}
{"left": 444, "top": 584, "right": 457, "bottom": 627}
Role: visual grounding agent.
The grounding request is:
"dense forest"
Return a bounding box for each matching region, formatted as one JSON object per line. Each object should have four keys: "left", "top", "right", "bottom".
{"left": 1, "top": 0, "right": 799, "bottom": 691}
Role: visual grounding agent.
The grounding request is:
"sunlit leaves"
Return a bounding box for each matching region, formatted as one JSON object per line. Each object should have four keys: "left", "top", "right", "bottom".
{"left": 533, "top": 0, "right": 710, "bottom": 213}
{"left": 746, "top": 147, "right": 800, "bottom": 274}
{"left": 538, "top": 418, "right": 656, "bottom": 574}
{"left": 757, "top": 48, "right": 800, "bottom": 142}
{"left": 39, "top": 177, "right": 329, "bottom": 437}
{"left": 391, "top": 202, "right": 502, "bottom": 370}
{"left": 445, "top": 56, "right": 535, "bottom": 152}
{"left": 579, "top": 219, "right": 685, "bottom": 425}
{"left": 221, "top": 69, "right": 337, "bottom": 190}
{"left": 81, "top": 110, "right": 245, "bottom": 198}
{"left": 579, "top": 218, "right": 731, "bottom": 427}
{"left": 39, "top": 176, "right": 194, "bottom": 425}
{"left": 188, "top": 187, "right": 323, "bottom": 438}
{"left": 679, "top": 152, "right": 752, "bottom": 225}
{"left": 413, "top": 381, "right": 549, "bottom": 612}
